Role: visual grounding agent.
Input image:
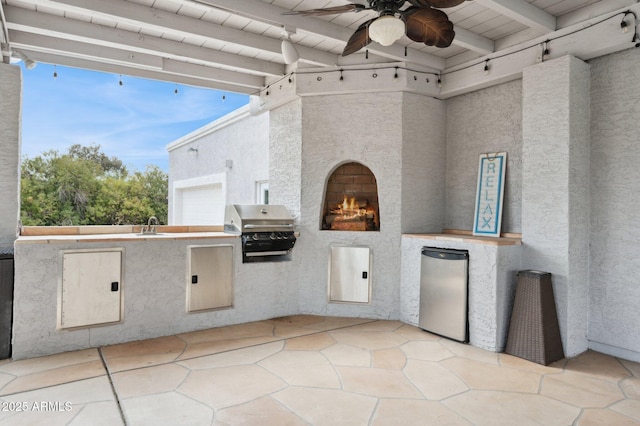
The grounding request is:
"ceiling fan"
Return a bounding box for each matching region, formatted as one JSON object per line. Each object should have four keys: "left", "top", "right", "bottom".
{"left": 283, "top": 0, "right": 465, "bottom": 56}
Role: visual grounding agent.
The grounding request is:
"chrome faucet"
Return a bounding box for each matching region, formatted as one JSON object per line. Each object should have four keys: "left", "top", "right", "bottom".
{"left": 141, "top": 216, "right": 159, "bottom": 234}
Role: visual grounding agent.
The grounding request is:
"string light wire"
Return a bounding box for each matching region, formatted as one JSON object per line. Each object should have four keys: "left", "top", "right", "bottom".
{"left": 253, "top": 10, "right": 638, "bottom": 97}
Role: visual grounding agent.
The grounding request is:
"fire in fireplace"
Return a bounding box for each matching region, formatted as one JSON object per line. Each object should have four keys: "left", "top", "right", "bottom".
{"left": 321, "top": 162, "right": 380, "bottom": 231}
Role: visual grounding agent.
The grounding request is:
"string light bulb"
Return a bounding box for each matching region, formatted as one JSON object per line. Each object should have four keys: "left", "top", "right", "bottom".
{"left": 483, "top": 60, "right": 490, "bottom": 75}
{"left": 393, "top": 67, "right": 399, "bottom": 83}
{"left": 119, "top": 75, "right": 123, "bottom": 86}
{"left": 339, "top": 69, "right": 344, "bottom": 85}
{"left": 543, "top": 40, "right": 550, "bottom": 58}
{"left": 621, "top": 19, "right": 628, "bottom": 33}
{"left": 53, "top": 65, "right": 57, "bottom": 79}
{"left": 437, "top": 74, "right": 442, "bottom": 88}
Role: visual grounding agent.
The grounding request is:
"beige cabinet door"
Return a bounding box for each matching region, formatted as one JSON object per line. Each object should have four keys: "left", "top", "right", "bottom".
{"left": 187, "top": 245, "right": 233, "bottom": 312}
{"left": 329, "top": 246, "right": 371, "bottom": 304}
{"left": 59, "top": 249, "right": 123, "bottom": 329}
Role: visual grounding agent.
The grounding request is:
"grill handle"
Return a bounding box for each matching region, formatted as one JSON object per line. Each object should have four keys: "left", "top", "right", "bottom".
{"left": 245, "top": 250, "right": 290, "bottom": 257}
{"left": 243, "top": 224, "right": 293, "bottom": 229}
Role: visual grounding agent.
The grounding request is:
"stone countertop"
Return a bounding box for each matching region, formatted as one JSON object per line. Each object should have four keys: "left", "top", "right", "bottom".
{"left": 403, "top": 232, "right": 521, "bottom": 246}
{"left": 15, "top": 232, "right": 237, "bottom": 244}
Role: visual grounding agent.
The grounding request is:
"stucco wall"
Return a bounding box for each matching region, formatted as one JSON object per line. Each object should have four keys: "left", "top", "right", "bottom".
{"left": 269, "top": 98, "right": 303, "bottom": 224}
{"left": 0, "top": 64, "right": 21, "bottom": 251}
{"left": 588, "top": 48, "right": 640, "bottom": 360}
{"left": 522, "top": 55, "right": 591, "bottom": 357}
{"left": 272, "top": 92, "right": 445, "bottom": 319}
{"left": 12, "top": 237, "right": 299, "bottom": 359}
{"left": 401, "top": 93, "right": 447, "bottom": 233}
{"left": 295, "top": 92, "right": 404, "bottom": 319}
{"left": 445, "top": 80, "right": 523, "bottom": 233}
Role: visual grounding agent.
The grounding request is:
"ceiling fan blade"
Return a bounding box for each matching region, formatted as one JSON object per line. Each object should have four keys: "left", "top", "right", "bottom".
{"left": 342, "top": 18, "right": 375, "bottom": 56}
{"left": 282, "top": 4, "right": 367, "bottom": 16}
{"left": 406, "top": 0, "right": 465, "bottom": 7}
{"left": 403, "top": 7, "right": 455, "bottom": 48}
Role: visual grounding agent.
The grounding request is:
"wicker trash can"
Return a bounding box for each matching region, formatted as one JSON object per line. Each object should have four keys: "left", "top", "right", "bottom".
{"left": 505, "top": 270, "right": 564, "bottom": 365}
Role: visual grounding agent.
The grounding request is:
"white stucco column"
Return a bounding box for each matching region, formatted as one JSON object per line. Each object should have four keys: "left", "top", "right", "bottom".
{"left": 521, "top": 55, "right": 590, "bottom": 357}
{"left": 269, "top": 98, "right": 303, "bottom": 222}
{"left": 0, "top": 63, "right": 21, "bottom": 251}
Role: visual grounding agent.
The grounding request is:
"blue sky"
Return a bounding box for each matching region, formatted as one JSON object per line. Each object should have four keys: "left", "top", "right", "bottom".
{"left": 20, "top": 63, "right": 249, "bottom": 172}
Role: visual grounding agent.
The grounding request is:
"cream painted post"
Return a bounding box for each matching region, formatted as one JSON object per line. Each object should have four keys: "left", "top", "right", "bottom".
{"left": 0, "top": 63, "right": 21, "bottom": 251}
{"left": 522, "top": 55, "right": 590, "bottom": 357}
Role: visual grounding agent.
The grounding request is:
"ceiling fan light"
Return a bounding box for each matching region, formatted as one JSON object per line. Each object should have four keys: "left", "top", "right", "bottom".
{"left": 369, "top": 15, "right": 405, "bottom": 47}
{"left": 281, "top": 39, "right": 299, "bottom": 64}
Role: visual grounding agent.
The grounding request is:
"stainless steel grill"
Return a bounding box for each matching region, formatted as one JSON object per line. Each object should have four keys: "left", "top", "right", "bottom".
{"left": 224, "top": 204, "right": 296, "bottom": 263}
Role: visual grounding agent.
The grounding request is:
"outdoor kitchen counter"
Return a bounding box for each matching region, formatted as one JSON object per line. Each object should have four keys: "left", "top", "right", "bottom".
{"left": 15, "top": 232, "right": 235, "bottom": 244}
{"left": 403, "top": 230, "right": 521, "bottom": 246}
{"left": 11, "top": 227, "right": 300, "bottom": 360}
{"left": 401, "top": 231, "right": 522, "bottom": 353}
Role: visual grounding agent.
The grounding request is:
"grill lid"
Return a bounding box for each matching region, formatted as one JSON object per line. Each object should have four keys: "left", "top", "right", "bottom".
{"left": 224, "top": 204, "right": 294, "bottom": 234}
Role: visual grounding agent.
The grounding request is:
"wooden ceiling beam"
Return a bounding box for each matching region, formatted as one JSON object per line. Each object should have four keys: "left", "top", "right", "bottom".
{"left": 473, "top": 0, "right": 556, "bottom": 33}
{"left": 40, "top": 0, "right": 337, "bottom": 67}
{"left": 4, "top": 5, "right": 284, "bottom": 77}
{"left": 18, "top": 49, "right": 258, "bottom": 94}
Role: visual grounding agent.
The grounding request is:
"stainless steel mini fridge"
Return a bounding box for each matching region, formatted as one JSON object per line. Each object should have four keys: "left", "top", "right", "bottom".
{"left": 419, "top": 247, "right": 469, "bottom": 343}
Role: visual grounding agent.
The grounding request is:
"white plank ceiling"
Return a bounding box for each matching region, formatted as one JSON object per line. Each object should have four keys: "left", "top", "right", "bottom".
{"left": 1, "top": 0, "right": 638, "bottom": 95}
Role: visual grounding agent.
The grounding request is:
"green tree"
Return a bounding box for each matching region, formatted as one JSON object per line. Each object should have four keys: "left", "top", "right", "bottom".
{"left": 21, "top": 144, "right": 168, "bottom": 226}
{"left": 68, "top": 144, "right": 127, "bottom": 176}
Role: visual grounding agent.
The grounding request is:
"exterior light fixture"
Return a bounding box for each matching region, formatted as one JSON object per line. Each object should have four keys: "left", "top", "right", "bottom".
{"left": 369, "top": 15, "right": 405, "bottom": 47}
{"left": 13, "top": 50, "right": 37, "bottom": 70}
{"left": 281, "top": 27, "right": 299, "bottom": 64}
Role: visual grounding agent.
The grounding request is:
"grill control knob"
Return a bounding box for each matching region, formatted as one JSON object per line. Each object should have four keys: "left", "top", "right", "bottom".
{"left": 270, "top": 233, "right": 276, "bottom": 240}
{"left": 252, "top": 233, "right": 259, "bottom": 240}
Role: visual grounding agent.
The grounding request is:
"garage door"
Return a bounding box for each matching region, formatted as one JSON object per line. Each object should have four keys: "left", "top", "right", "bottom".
{"left": 177, "top": 183, "right": 225, "bottom": 225}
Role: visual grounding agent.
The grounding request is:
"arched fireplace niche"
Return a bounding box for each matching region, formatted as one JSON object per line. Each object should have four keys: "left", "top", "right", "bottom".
{"left": 321, "top": 162, "right": 380, "bottom": 231}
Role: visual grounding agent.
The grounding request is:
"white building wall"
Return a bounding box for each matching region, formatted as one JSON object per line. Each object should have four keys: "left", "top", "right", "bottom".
{"left": 588, "top": 48, "right": 640, "bottom": 361}
{"left": 0, "top": 64, "right": 21, "bottom": 252}
{"left": 167, "top": 106, "right": 269, "bottom": 224}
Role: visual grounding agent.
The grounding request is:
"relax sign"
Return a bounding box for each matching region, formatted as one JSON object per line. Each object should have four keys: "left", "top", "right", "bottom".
{"left": 473, "top": 152, "right": 506, "bottom": 237}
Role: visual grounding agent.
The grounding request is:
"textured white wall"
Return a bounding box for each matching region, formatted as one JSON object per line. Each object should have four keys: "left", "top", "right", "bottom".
{"left": 401, "top": 93, "right": 447, "bottom": 233}
{"left": 269, "top": 98, "right": 303, "bottom": 224}
{"left": 267, "top": 92, "right": 446, "bottom": 320}
{"left": 522, "top": 55, "right": 591, "bottom": 357}
{"left": 0, "top": 64, "right": 21, "bottom": 251}
{"left": 588, "top": 48, "right": 640, "bottom": 361}
{"left": 445, "top": 80, "right": 523, "bottom": 233}
{"left": 12, "top": 237, "right": 299, "bottom": 359}
{"left": 296, "top": 92, "right": 404, "bottom": 319}
{"left": 168, "top": 109, "right": 269, "bottom": 223}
